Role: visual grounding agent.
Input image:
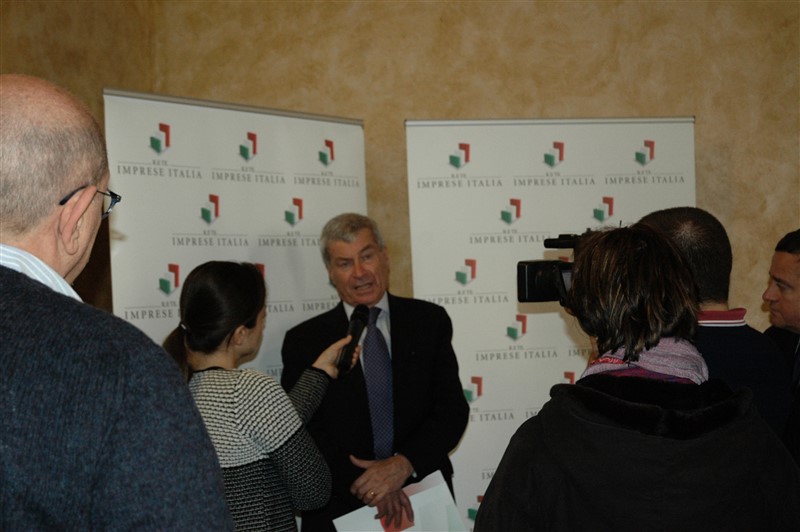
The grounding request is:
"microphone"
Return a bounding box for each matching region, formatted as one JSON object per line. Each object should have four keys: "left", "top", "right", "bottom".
{"left": 336, "top": 304, "right": 369, "bottom": 374}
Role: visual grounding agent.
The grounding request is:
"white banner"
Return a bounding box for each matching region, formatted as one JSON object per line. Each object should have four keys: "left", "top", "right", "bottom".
{"left": 105, "top": 90, "right": 366, "bottom": 376}
{"left": 406, "top": 118, "right": 695, "bottom": 526}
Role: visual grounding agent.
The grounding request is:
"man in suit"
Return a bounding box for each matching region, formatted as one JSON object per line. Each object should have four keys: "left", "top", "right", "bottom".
{"left": 764, "top": 229, "right": 800, "bottom": 392}
{"left": 763, "top": 228, "right": 800, "bottom": 461}
{"left": 281, "top": 212, "right": 469, "bottom": 531}
{"left": 0, "top": 74, "right": 232, "bottom": 529}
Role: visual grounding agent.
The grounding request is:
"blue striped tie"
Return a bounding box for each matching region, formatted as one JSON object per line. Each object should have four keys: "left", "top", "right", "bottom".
{"left": 363, "top": 306, "right": 394, "bottom": 459}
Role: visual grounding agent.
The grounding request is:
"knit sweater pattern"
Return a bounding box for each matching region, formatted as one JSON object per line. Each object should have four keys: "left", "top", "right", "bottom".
{"left": 189, "top": 367, "right": 331, "bottom": 531}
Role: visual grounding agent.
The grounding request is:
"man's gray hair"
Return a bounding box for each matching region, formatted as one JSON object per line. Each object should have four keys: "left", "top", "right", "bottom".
{"left": 0, "top": 76, "right": 108, "bottom": 235}
{"left": 320, "top": 213, "right": 385, "bottom": 267}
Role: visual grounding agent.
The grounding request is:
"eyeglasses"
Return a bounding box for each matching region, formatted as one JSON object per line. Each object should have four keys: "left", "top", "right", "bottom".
{"left": 58, "top": 186, "right": 122, "bottom": 220}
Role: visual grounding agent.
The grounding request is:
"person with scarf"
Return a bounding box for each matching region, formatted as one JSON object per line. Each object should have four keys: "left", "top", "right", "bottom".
{"left": 475, "top": 224, "right": 800, "bottom": 531}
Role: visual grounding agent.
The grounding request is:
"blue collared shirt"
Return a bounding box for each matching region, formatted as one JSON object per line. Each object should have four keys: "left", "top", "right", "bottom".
{"left": 0, "top": 243, "right": 81, "bottom": 301}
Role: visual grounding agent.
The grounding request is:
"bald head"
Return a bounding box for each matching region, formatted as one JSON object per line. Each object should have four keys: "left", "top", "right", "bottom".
{"left": 0, "top": 74, "right": 108, "bottom": 236}
{"left": 639, "top": 206, "right": 731, "bottom": 306}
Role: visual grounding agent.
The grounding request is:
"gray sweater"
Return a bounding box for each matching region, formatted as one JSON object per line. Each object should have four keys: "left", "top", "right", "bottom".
{"left": 0, "top": 266, "right": 232, "bottom": 530}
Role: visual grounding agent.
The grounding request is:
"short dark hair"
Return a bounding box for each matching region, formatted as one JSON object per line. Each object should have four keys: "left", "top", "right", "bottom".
{"left": 163, "top": 261, "right": 266, "bottom": 378}
{"left": 320, "top": 212, "right": 385, "bottom": 268}
{"left": 566, "top": 224, "right": 698, "bottom": 362}
{"left": 638, "top": 207, "right": 731, "bottom": 304}
{"left": 775, "top": 229, "right": 800, "bottom": 254}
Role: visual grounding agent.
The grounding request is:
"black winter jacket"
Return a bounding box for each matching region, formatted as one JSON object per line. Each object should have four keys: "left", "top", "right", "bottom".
{"left": 475, "top": 374, "right": 800, "bottom": 532}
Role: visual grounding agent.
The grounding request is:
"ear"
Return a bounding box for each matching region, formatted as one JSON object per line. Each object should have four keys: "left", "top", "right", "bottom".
{"left": 58, "top": 185, "right": 97, "bottom": 256}
{"left": 231, "top": 324, "right": 249, "bottom": 346}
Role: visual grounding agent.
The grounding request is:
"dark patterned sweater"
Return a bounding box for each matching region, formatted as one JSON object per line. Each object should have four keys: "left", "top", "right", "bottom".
{"left": 189, "top": 367, "right": 331, "bottom": 531}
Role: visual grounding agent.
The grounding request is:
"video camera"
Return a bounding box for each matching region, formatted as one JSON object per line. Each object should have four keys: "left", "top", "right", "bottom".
{"left": 516, "top": 233, "right": 584, "bottom": 305}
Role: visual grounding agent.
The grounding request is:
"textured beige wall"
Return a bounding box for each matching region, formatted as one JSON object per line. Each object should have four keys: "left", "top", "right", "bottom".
{"left": 2, "top": 1, "right": 798, "bottom": 331}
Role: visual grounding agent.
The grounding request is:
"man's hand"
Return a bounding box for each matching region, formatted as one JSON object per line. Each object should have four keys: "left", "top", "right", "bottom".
{"left": 374, "top": 490, "right": 414, "bottom": 529}
{"left": 349, "top": 454, "right": 414, "bottom": 506}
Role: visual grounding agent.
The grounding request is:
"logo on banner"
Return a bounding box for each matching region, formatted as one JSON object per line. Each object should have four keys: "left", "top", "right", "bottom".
{"left": 635, "top": 139, "right": 655, "bottom": 166}
{"left": 467, "top": 495, "right": 484, "bottom": 521}
{"left": 463, "top": 376, "right": 483, "bottom": 403}
{"left": 544, "top": 141, "right": 565, "bottom": 167}
{"left": 117, "top": 122, "right": 206, "bottom": 180}
{"left": 448, "top": 142, "right": 470, "bottom": 169}
{"left": 507, "top": 314, "right": 527, "bottom": 340}
{"left": 501, "top": 198, "right": 521, "bottom": 225}
{"left": 563, "top": 371, "right": 576, "bottom": 384}
{"left": 593, "top": 196, "right": 614, "bottom": 222}
{"left": 284, "top": 197, "right": 303, "bottom": 226}
{"left": 201, "top": 194, "right": 220, "bottom": 224}
{"left": 319, "top": 139, "right": 335, "bottom": 167}
{"left": 240, "top": 132, "right": 258, "bottom": 161}
{"left": 150, "top": 123, "right": 171, "bottom": 154}
{"left": 159, "top": 263, "right": 180, "bottom": 295}
{"left": 455, "top": 258, "right": 477, "bottom": 285}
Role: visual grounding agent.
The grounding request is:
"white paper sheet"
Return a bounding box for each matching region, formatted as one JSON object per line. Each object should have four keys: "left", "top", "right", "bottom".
{"left": 333, "top": 470, "right": 467, "bottom": 532}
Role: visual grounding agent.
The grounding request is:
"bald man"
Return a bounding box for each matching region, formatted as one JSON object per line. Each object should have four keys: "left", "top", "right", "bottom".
{"left": 0, "top": 75, "right": 232, "bottom": 529}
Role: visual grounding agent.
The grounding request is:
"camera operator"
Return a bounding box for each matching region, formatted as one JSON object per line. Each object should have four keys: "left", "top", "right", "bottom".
{"left": 475, "top": 224, "right": 800, "bottom": 531}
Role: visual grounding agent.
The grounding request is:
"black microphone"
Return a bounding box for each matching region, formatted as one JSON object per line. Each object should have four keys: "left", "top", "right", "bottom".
{"left": 336, "top": 304, "right": 369, "bottom": 374}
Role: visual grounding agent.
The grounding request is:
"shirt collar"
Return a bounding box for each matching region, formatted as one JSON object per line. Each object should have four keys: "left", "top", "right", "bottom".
{"left": 0, "top": 243, "right": 82, "bottom": 301}
{"left": 342, "top": 293, "right": 389, "bottom": 320}
{"left": 697, "top": 308, "right": 747, "bottom": 326}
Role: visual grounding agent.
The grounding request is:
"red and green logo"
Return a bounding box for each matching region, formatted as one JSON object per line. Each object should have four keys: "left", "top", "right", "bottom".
{"left": 544, "top": 141, "right": 564, "bottom": 167}
{"left": 240, "top": 132, "right": 257, "bottom": 161}
{"left": 635, "top": 140, "right": 655, "bottom": 166}
{"left": 501, "top": 198, "right": 521, "bottom": 225}
{"left": 449, "top": 143, "right": 470, "bottom": 169}
{"left": 463, "top": 376, "right": 483, "bottom": 403}
{"left": 159, "top": 263, "right": 180, "bottom": 295}
{"left": 593, "top": 196, "right": 614, "bottom": 222}
{"left": 319, "top": 139, "right": 335, "bottom": 166}
{"left": 150, "top": 123, "right": 170, "bottom": 154}
{"left": 285, "top": 197, "right": 303, "bottom": 226}
{"left": 506, "top": 314, "right": 527, "bottom": 340}
{"left": 201, "top": 194, "right": 220, "bottom": 224}
{"left": 455, "top": 258, "right": 477, "bottom": 285}
{"left": 467, "top": 495, "right": 484, "bottom": 521}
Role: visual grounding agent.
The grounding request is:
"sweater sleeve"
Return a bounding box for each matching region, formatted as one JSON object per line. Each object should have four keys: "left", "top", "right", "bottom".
{"left": 287, "top": 367, "right": 330, "bottom": 424}
{"left": 237, "top": 371, "right": 331, "bottom": 510}
{"left": 269, "top": 427, "right": 332, "bottom": 510}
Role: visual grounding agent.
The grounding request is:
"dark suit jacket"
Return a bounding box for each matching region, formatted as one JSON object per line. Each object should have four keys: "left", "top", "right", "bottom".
{"left": 765, "top": 326, "right": 800, "bottom": 389}
{"left": 695, "top": 323, "right": 793, "bottom": 436}
{"left": 765, "top": 325, "right": 800, "bottom": 463}
{"left": 281, "top": 293, "right": 469, "bottom": 530}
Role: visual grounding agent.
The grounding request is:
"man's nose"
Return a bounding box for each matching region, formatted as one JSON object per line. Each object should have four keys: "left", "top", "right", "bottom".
{"left": 762, "top": 282, "right": 778, "bottom": 302}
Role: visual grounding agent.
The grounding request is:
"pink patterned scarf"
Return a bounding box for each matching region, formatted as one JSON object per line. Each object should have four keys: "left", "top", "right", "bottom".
{"left": 580, "top": 337, "right": 708, "bottom": 385}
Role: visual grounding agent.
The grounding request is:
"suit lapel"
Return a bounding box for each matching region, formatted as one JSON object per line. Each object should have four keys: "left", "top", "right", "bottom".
{"left": 387, "top": 294, "right": 412, "bottom": 370}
